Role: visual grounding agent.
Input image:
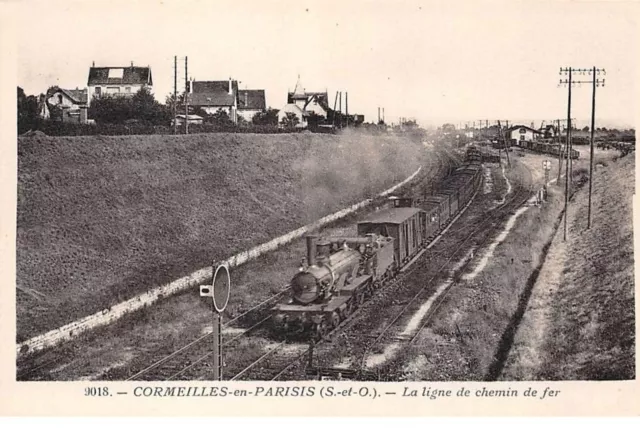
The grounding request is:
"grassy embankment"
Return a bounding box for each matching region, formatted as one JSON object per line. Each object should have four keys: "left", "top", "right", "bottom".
{"left": 502, "top": 153, "right": 635, "bottom": 380}
{"left": 400, "top": 147, "right": 623, "bottom": 380}
{"left": 17, "top": 132, "right": 425, "bottom": 342}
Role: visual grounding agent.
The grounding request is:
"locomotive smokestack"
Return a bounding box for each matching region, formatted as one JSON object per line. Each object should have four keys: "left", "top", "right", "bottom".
{"left": 306, "top": 235, "right": 317, "bottom": 267}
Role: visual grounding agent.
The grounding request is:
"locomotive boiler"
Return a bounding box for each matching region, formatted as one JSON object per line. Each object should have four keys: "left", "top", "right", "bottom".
{"left": 273, "top": 234, "right": 395, "bottom": 338}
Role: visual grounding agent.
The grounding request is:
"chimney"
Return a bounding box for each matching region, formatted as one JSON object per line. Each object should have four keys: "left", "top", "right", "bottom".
{"left": 306, "top": 235, "right": 317, "bottom": 267}
{"left": 228, "top": 77, "right": 232, "bottom": 95}
{"left": 131, "top": 61, "right": 134, "bottom": 67}
{"left": 92, "top": 61, "right": 95, "bottom": 67}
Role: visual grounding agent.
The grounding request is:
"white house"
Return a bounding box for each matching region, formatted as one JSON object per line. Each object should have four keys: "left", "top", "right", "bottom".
{"left": 189, "top": 79, "right": 239, "bottom": 123}
{"left": 278, "top": 103, "right": 309, "bottom": 128}
{"left": 287, "top": 76, "right": 331, "bottom": 119}
{"left": 506, "top": 125, "right": 542, "bottom": 145}
{"left": 86, "top": 63, "right": 153, "bottom": 106}
{"left": 47, "top": 87, "right": 88, "bottom": 110}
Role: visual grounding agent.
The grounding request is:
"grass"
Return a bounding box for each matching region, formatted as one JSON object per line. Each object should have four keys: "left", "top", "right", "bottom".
{"left": 538, "top": 154, "right": 635, "bottom": 380}
{"left": 397, "top": 148, "right": 615, "bottom": 381}
{"left": 502, "top": 152, "right": 634, "bottom": 380}
{"left": 16, "top": 131, "right": 425, "bottom": 342}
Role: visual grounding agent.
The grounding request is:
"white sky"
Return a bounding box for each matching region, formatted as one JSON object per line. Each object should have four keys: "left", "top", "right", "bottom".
{"left": 13, "top": 0, "right": 639, "bottom": 128}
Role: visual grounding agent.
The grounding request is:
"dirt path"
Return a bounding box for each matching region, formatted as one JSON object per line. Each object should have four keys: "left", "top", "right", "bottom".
{"left": 500, "top": 152, "right": 634, "bottom": 380}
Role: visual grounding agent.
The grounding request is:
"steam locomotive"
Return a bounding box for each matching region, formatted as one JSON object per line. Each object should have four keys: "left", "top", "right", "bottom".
{"left": 272, "top": 157, "right": 482, "bottom": 339}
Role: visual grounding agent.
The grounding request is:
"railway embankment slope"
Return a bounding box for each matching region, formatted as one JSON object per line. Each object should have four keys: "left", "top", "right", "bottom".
{"left": 17, "top": 132, "right": 426, "bottom": 342}
{"left": 501, "top": 153, "right": 635, "bottom": 380}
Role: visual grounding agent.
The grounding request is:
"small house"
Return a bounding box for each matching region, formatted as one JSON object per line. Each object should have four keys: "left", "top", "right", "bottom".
{"left": 174, "top": 114, "right": 204, "bottom": 126}
{"left": 505, "top": 125, "right": 542, "bottom": 146}
{"left": 47, "top": 87, "right": 88, "bottom": 110}
{"left": 189, "top": 79, "right": 239, "bottom": 123}
{"left": 237, "top": 89, "right": 266, "bottom": 121}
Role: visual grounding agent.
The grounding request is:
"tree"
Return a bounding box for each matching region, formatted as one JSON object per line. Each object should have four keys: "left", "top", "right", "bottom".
{"left": 281, "top": 112, "right": 300, "bottom": 128}
{"left": 88, "top": 94, "right": 132, "bottom": 124}
{"left": 89, "top": 87, "right": 170, "bottom": 125}
{"left": 210, "top": 108, "right": 234, "bottom": 127}
{"left": 441, "top": 123, "right": 456, "bottom": 133}
{"left": 251, "top": 107, "right": 279, "bottom": 125}
{"left": 583, "top": 126, "right": 590, "bottom": 132}
{"left": 17, "top": 87, "right": 39, "bottom": 133}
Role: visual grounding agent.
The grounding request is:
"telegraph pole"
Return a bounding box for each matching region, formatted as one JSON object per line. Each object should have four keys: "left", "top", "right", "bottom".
{"left": 173, "top": 56, "right": 177, "bottom": 135}
{"left": 338, "top": 91, "right": 342, "bottom": 128}
{"left": 556, "top": 119, "right": 562, "bottom": 185}
{"left": 333, "top": 92, "right": 339, "bottom": 127}
{"left": 559, "top": 67, "right": 605, "bottom": 233}
{"left": 345, "top": 91, "right": 349, "bottom": 128}
{"left": 184, "top": 56, "right": 189, "bottom": 135}
{"left": 587, "top": 67, "right": 605, "bottom": 229}
{"left": 560, "top": 68, "right": 572, "bottom": 241}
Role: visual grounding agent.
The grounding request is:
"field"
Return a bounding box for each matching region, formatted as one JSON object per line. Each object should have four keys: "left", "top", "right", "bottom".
{"left": 16, "top": 132, "right": 426, "bottom": 342}
{"left": 502, "top": 152, "right": 635, "bottom": 380}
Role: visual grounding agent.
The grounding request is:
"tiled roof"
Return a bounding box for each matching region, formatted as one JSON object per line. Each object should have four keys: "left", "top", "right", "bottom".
{"left": 288, "top": 91, "right": 330, "bottom": 112}
{"left": 505, "top": 124, "right": 543, "bottom": 134}
{"left": 238, "top": 89, "right": 266, "bottom": 110}
{"left": 88, "top": 67, "right": 153, "bottom": 86}
{"left": 50, "top": 87, "right": 88, "bottom": 104}
{"left": 190, "top": 80, "right": 238, "bottom": 107}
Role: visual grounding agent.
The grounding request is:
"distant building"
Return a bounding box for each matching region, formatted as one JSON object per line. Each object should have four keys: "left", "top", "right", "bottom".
{"left": 286, "top": 76, "right": 331, "bottom": 119}
{"left": 87, "top": 63, "right": 153, "bottom": 106}
{"left": 175, "top": 114, "right": 203, "bottom": 126}
{"left": 505, "top": 125, "right": 542, "bottom": 145}
{"left": 278, "top": 103, "right": 309, "bottom": 128}
{"left": 47, "top": 87, "right": 88, "bottom": 110}
{"left": 237, "top": 89, "right": 267, "bottom": 121}
{"left": 543, "top": 124, "right": 558, "bottom": 139}
{"left": 189, "top": 79, "right": 239, "bottom": 123}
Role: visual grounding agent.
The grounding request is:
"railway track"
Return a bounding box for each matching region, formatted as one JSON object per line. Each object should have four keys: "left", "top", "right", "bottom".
{"left": 275, "top": 162, "right": 535, "bottom": 380}
{"left": 17, "top": 146, "right": 462, "bottom": 382}
{"left": 118, "top": 147, "right": 461, "bottom": 382}
{"left": 211, "top": 165, "right": 499, "bottom": 381}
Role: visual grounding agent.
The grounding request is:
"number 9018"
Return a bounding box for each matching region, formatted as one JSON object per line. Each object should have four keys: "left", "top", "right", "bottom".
{"left": 84, "top": 387, "right": 110, "bottom": 396}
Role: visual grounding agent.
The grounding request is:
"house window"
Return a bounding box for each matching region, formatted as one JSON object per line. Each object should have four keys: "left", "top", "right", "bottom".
{"left": 520, "top": 135, "right": 525, "bottom": 141}
{"left": 58, "top": 94, "right": 63, "bottom": 104}
{"left": 125, "top": 87, "right": 131, "bottom": 93}
{"left": 95, "top": 87, "right": 102, "bottom": 96}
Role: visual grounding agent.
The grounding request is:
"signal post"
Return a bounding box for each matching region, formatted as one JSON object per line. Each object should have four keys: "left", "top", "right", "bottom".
{"left": 200, "top": 264, "right": 231, "bottom": 380}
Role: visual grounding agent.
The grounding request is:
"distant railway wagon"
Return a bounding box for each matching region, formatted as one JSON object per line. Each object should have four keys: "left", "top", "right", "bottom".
{"left": 271, "top": 156, "right": 483, "bottom": 339}
{"left": 519, "top": 140, "right": 580, "bottom": 160}
{"left": 422, "top": 195, "right": 451, "bottom": 227}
